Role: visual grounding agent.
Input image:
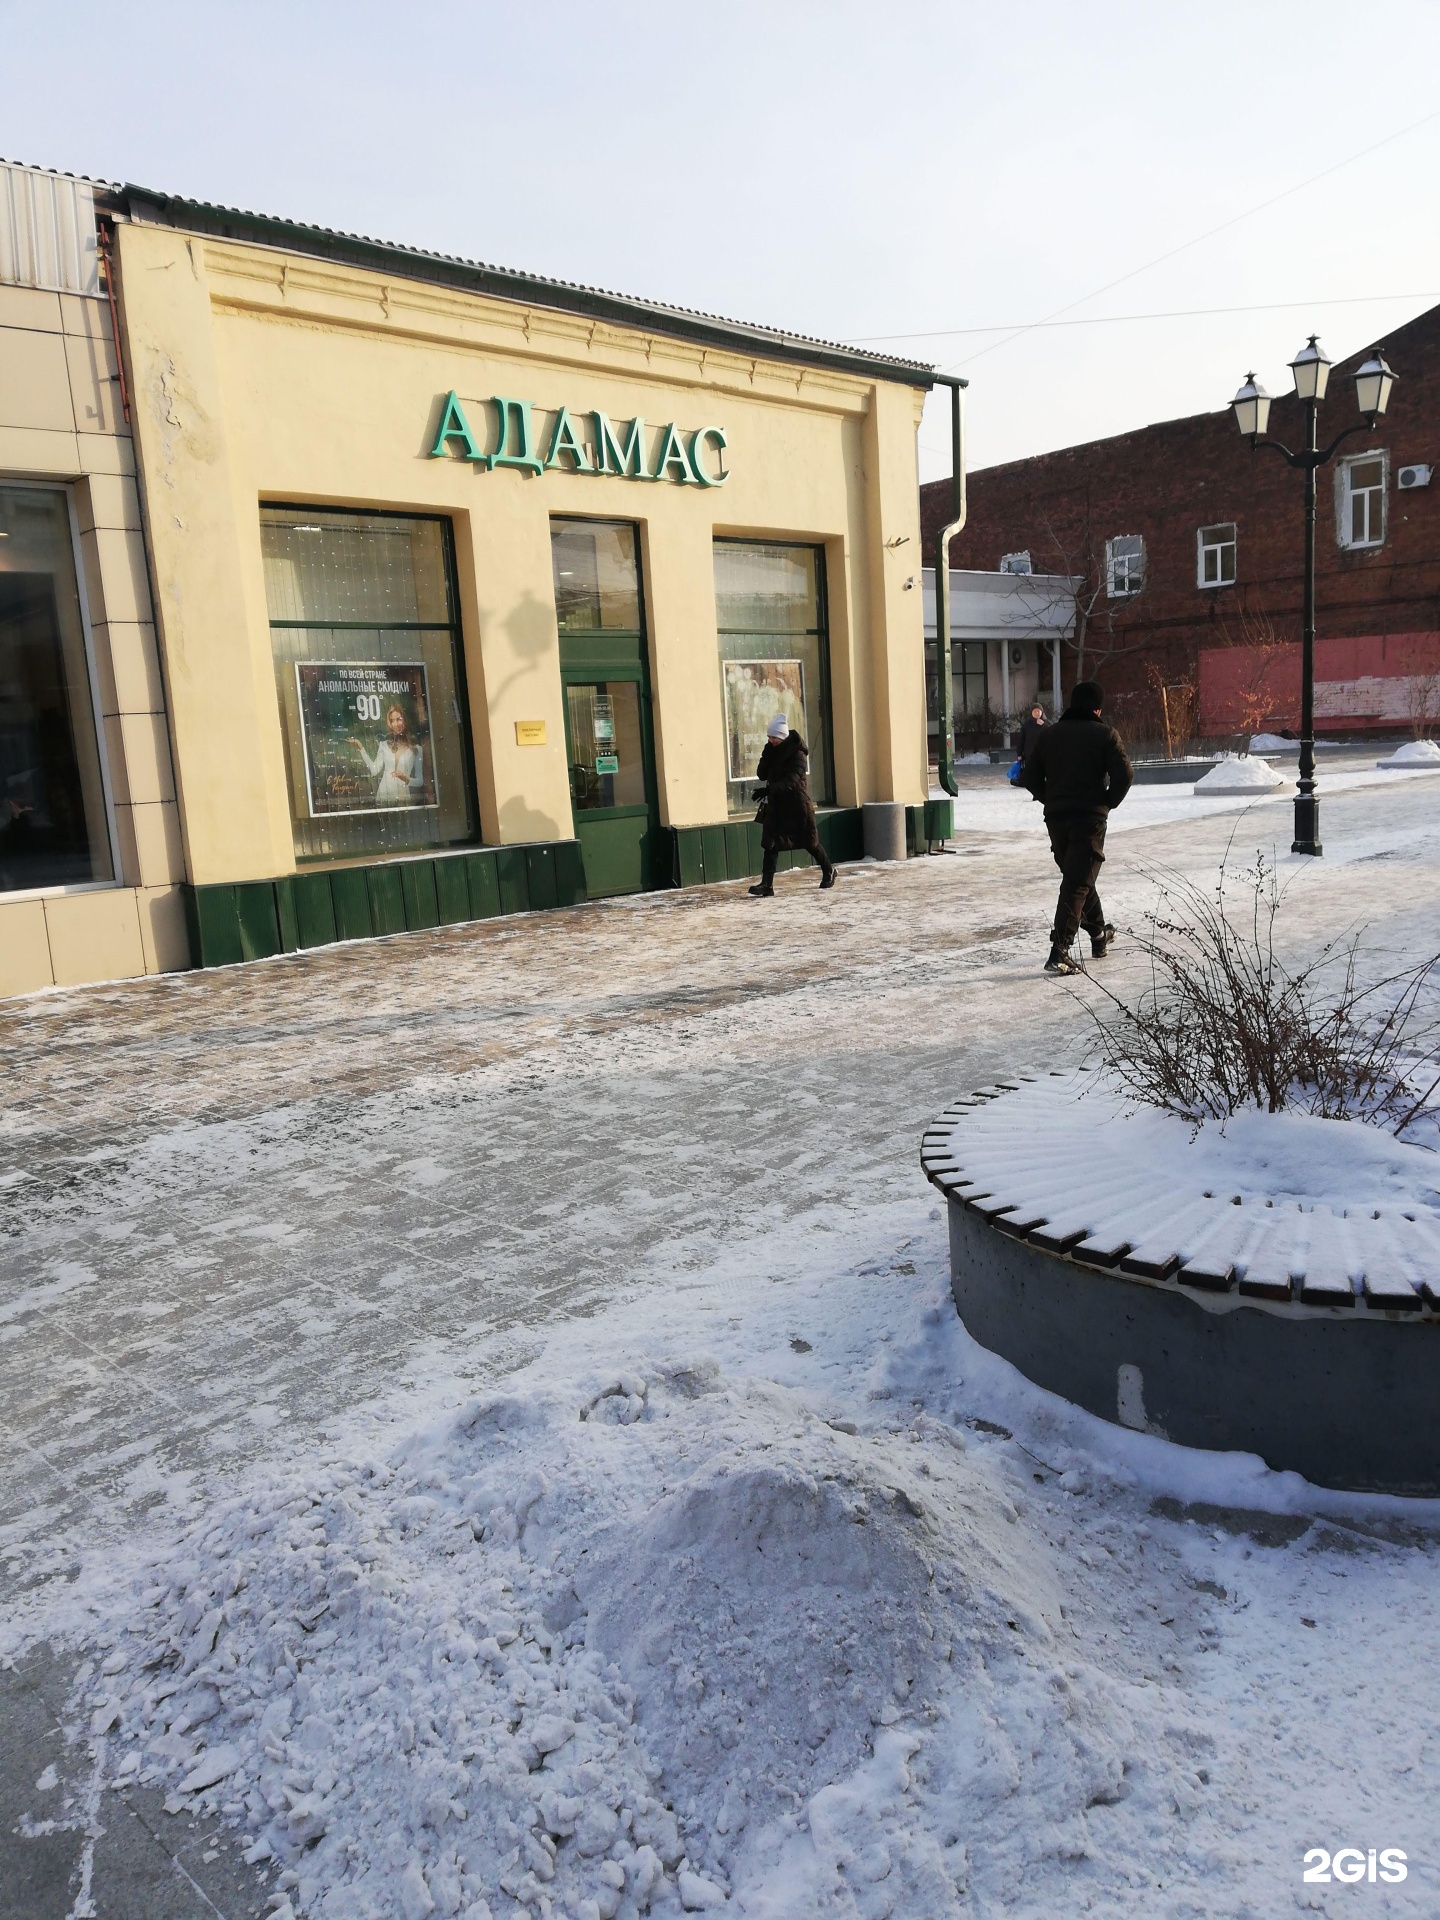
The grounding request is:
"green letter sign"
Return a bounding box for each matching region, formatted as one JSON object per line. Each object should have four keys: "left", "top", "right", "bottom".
{"left": 544, "top": 405, "right": 591, "bottom": 473}
{"left": 593, "top": 412, "right": 650, "bottom": 479}
{"left": 430, "top": 391, "right": 485, "bottom": 461}
{"left": 650, "top": 422, "right": 693, "bottom": 485}
{"left": 490, "top": 398, "right": 544, "bottom": 475}
{"left": 430, "top": 394, "right": 726, "bottom": 484}
{"left": 688, "top": 425, "right": 729, "bottom": 486}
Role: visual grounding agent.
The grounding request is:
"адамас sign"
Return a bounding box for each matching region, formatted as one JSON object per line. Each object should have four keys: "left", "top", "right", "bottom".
{"left": 430, "top": 393, "right": 728, "bottom": 485}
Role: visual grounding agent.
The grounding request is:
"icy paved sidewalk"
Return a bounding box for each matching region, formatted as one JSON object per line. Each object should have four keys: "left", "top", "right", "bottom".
{"left": 3, "top": 777, "right": 1440, "bottom": 1916}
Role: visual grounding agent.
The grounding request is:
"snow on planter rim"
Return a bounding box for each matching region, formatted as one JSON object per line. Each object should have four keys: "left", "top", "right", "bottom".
{"left": 922, "top": 1071, "right": 1440, "bottom": 1313}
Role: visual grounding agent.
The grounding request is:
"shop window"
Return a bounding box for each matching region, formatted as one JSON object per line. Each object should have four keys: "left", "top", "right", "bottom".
{"left": 954, "top": 641, "right": 990, "bottom": 721}
{"left": 1197, "top": 522, "right": 1237, "bottom": 588}
{"left": 1105, "top": 533, "right": 1145, "bottom": 599}
{"left": 1338, "top": 454, "right": 1386, "bottom": 549}
{"left": 0, "top": 484, "right": 113, "bottom": 895}
{"left": 714, "top": 541, "right": 833, "bottom": 818}
{"left": 552, "top": 519, "right": 642, "bottom": 636}
{"left": 261, "top": 507, "right": 477, "bottom": 863}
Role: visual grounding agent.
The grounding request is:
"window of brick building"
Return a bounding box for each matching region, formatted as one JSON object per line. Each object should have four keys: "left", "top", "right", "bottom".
{"left": 1105, "top": 533, "right": 1145, "bottom": 599}
{"left": 999, "top": 551, "right": 1032, "bottom": 575}
{"left": 1338, "top": 454, "right": 1387, "bottom": 549}
{"left": 1197, "top": 523, "right": 1237, "bottom": 588}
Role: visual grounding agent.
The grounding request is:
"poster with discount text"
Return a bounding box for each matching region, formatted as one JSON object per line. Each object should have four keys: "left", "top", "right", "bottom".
{"left": 723, "top": 658, "right": 806, "bottom": 784}
{"left": 294, "top": 662, "right": 439, "bottom": 817}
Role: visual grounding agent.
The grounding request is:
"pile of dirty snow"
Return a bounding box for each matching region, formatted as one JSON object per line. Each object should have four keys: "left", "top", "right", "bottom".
{"left": 1246, "top": 733, "right": 1296, "bottom": 753}
{"left": 80, "top": 1353, "right": 1140, "bottom": 1920}
{"left": 1377, "top": 738, "right": 1440, "bottom": 768}
{"left": 1192, "top": 756, "right": 1283, "bottom": 795}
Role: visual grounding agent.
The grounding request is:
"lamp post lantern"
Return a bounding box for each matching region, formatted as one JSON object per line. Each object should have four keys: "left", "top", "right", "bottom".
{"left": 1231, "top": 337, "right": 1396, "bottom": 856}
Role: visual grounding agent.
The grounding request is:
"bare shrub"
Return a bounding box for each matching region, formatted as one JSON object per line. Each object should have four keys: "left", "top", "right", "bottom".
{"left": 1084, "top": 854, "right": 1440, "bottom": 1136}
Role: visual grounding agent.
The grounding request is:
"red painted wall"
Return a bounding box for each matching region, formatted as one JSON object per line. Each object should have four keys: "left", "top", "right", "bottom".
{"left": 1197, "top": 632, "right": 1440, "bottom": 732}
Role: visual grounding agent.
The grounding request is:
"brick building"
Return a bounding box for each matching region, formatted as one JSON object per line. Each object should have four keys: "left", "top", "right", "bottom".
{"left": 920, "top": 302, "right": 1440, "bottom": 747}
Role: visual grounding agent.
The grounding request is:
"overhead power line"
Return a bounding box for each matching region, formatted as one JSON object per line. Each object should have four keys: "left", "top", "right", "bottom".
{"left": 925, "top": 106, "right": 1440, "bottom": 374}
{"left": 856, "top": 291, "right": 1440, "bottom": 346}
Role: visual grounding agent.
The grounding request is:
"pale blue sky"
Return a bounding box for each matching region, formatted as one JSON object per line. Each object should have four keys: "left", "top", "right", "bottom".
{"left": 5, "top": 0, "right": 1440, "bottom": 480}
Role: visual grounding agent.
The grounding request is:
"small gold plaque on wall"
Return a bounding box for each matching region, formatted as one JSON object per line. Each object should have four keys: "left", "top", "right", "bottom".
{"left": 515, "top": 720, "right": 547, "bottom": 746}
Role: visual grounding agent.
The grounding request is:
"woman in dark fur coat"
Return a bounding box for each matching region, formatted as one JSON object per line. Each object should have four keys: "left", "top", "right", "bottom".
{"left": 749, "top": 713, "right": 836, "bottom": 896}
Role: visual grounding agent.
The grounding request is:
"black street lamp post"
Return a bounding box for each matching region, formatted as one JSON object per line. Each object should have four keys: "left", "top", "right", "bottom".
{"left": 1231, "top": 338, "right": 1397, "bottom": 856}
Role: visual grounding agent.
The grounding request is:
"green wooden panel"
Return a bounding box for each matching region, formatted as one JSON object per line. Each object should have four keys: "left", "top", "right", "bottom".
{"left": 235, "top": 881, "right": 282, "bottom": 961}
{"left": 558, "top": 632, "right": 645, "bottom": 672}
{"left": 675, "top": 827, "right": 704, "bottom": 889}
{"left": 188, "top": 885, "right": 243, "bottom": 968}
{"left": 555, "top": 839, "right": 586, "bottom": 908}
{"left": 925, "top": 798, "right": 953, "bottom": 843}
{"left": 745, "top": 821, "right": 764, "bottom": 873}
{"left": 401, "top": 860, "right": 440, "bottom": 931}
{"left": 330, "top": 868, "right": 372, "bottom": 942}
{"left": 496, "top": 847, "right": 530, "bottom": 916}
{"left": 274, "top": 877, "right": 301, "bottom": 953}
{"left": 724, "top": 821, "right": 751, "bottom": 878}
{"left": 525, "top": 843, "right": 559, "bottom": 911}
{"left": 434, "top": 856, "right": 471, "bottom": 926}
{"left": 700, "top": 824, "right": 728, "bottom": 885}
{"left": 368, "top": 865, "right": 406, "bottom": 936}
{"left": 465, "top": 849, "right": 502, "bottom": 920}
{"left": 293, "top": 871, "right": 338, "bottom": 948}
{"left": 833, "top": 808, "right": 865, "bottom": 863}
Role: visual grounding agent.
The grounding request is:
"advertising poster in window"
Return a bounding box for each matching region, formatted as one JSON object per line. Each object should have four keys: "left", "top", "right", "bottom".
{"left": 294, "top": 662, "right": 439, "bottom": 817}
{"left": 723, "top": 659, "right": 806, "bottom": 784}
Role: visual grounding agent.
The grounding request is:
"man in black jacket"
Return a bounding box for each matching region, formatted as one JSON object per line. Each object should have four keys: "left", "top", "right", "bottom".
{"left": 1019, "top": 680, "right": 1133, "bottom": 975}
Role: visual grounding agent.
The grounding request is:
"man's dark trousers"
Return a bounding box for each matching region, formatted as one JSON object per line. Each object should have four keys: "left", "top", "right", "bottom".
{"left": 1046, "top": 809, "right": 1108, "bottom": 949}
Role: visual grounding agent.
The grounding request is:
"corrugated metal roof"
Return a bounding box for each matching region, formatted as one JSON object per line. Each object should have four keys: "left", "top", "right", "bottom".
{"left": 0, "top": 159, "right": 100, "bottom": 295}
{"left": 0, "top": 155, "right": 935, "bottom": 384}
{"left": 118, "top": 185, "right": 936, "bottom": 388}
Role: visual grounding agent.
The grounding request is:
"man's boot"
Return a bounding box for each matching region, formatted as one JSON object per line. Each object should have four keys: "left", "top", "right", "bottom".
{"left": 1090, "top": 923, "right": 1116, "bottom": 959}
{"left": 1044, "top": 945, "right": 1082, "bottom": 976}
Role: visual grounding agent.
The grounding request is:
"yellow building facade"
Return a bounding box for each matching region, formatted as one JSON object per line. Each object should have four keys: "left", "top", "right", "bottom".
{"left": 0, "top": 168, "right": 941, "bottom": 992}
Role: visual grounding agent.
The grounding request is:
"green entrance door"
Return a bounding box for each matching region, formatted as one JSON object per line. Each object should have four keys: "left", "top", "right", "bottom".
{"left": 551, "top": 518, "right": 661, "bottom": 898}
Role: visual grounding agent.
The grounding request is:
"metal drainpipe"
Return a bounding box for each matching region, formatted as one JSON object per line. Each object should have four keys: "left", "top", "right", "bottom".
{"left": 96, "top": 221, "right": 132, "bottom": 425}
{"left": 931, "top": 376, "right": 968, "bottom": 796}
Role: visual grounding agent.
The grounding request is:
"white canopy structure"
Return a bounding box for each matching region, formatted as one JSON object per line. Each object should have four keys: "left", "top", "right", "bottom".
{"left": 922, "top": 567, "right": 1078, "bottom": 747}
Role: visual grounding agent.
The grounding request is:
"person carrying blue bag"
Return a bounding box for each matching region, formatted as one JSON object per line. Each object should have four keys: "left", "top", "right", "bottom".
{"left": 1007, "top": 700, "right": 1047, "bottom": 784}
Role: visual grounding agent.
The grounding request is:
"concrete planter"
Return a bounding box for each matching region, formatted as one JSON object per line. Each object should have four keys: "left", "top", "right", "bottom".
{"left": 922, "top": 1077, "right": 1440, "bottom": 1496}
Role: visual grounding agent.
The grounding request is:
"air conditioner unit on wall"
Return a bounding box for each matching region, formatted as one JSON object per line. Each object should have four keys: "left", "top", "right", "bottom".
{"left": 1397, "top": 463, "right": 1432, "bottom": 490}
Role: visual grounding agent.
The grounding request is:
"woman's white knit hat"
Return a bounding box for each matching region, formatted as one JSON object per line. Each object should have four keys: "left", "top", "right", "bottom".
{"left": 767, "top": 714, "right": 790, "bottom": 740}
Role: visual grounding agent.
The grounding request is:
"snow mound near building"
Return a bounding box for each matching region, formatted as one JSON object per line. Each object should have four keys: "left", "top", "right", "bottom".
{"left": 81, "top": 1355, "right": 1146, "bottom": 1920}
{"left": 1377, "top": 738, "right": 1440, "bottom": 768}
{"left": 1193, "top": 756, "right": 1283, "bottom": 795}
{"left": 1247, "top": 733, "right": 1297, "bottom": 753}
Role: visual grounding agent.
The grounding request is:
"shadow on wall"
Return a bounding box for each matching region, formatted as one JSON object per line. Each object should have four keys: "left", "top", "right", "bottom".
{"left": 498, "top": 794, "right": 565, "bottom": 845}
{"left": 470, "top": 586, "right": 561, "bottom": 716}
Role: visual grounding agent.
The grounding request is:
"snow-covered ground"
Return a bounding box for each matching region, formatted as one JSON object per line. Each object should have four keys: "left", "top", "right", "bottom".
{"left": 942, "top": 754, "right": 1440, "bottom": 837}
{"left": 5, "top": 772, "right": 1440, "bottom": 1918}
